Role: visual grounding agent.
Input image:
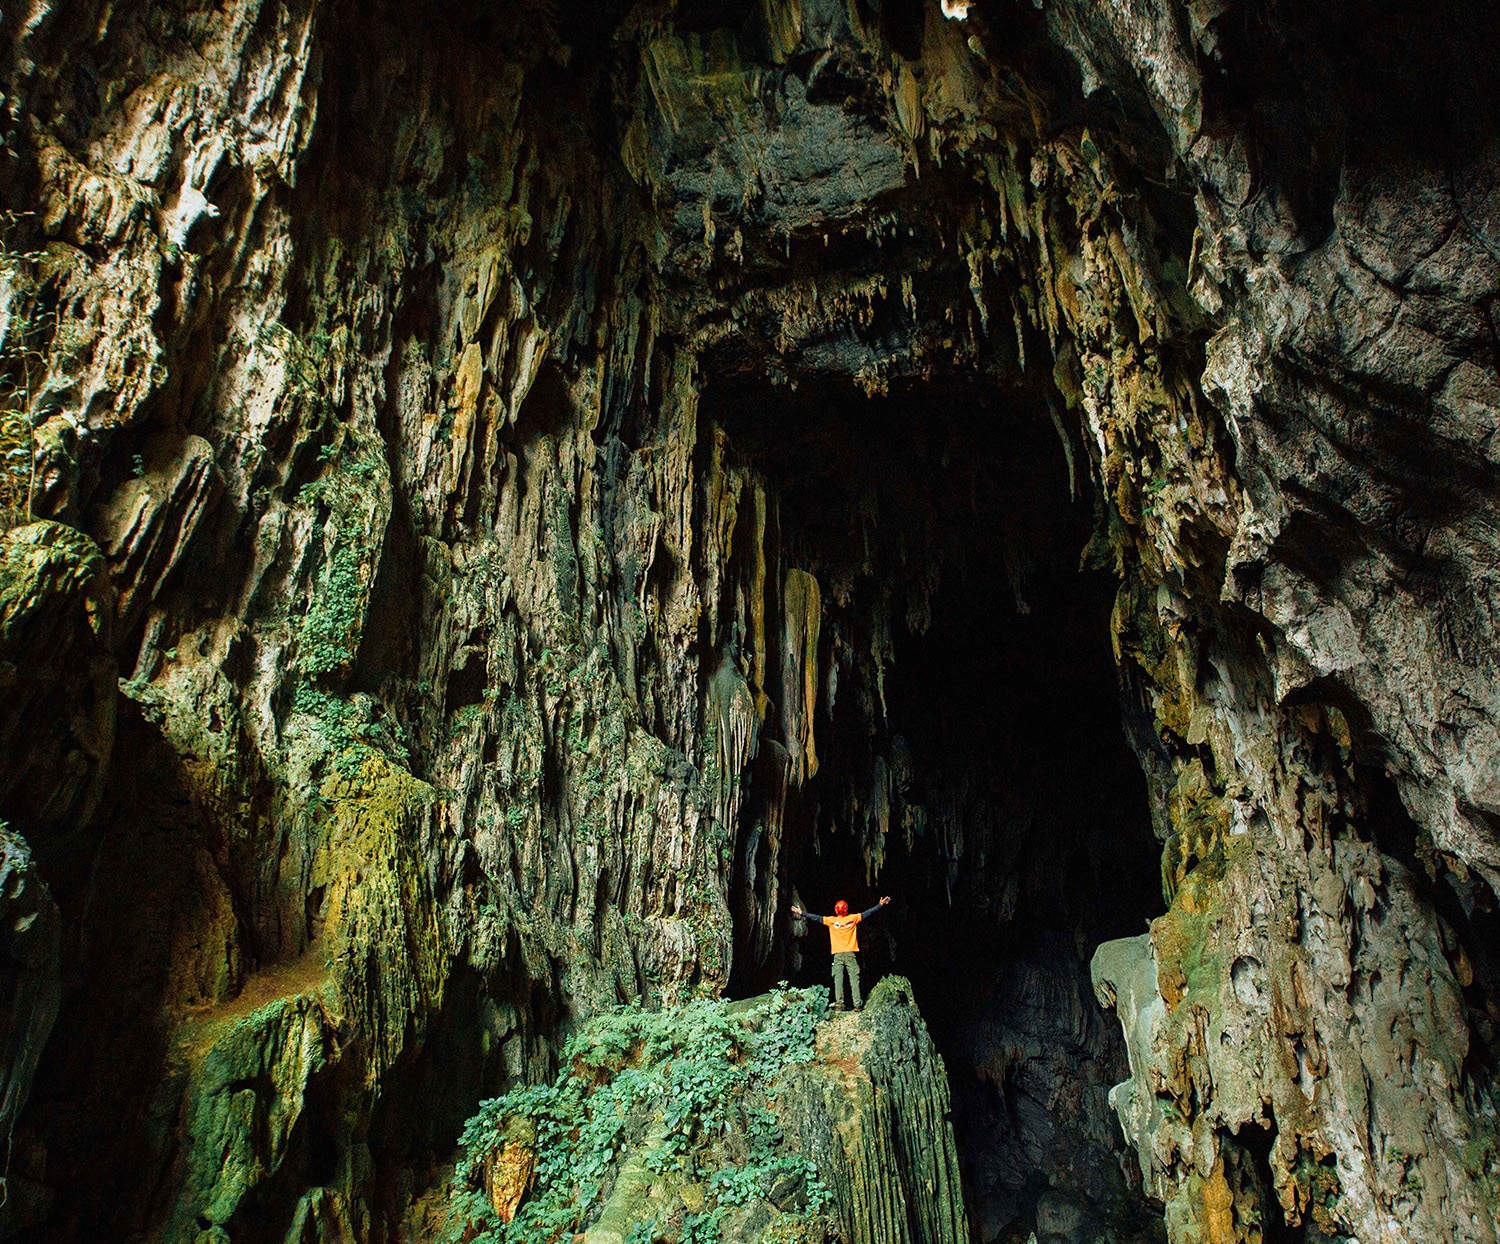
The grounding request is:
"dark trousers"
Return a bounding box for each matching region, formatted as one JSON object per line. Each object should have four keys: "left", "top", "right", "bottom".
{"left": 832, "top": 951, "right": 862, "bottom": 1007}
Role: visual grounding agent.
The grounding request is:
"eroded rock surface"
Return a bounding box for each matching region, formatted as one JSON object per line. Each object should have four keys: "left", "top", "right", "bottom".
{"left": 0, "top": 522, "right": 114, "bottom": 837}
{"left": 0, "top": 0, "right": 1498, "bottom": 1241}
{"left": 441, "top": 982, "right": 961, "bottom": 1244}
{"left": 780, "top": 977, "right": 967, "bottom": 1244}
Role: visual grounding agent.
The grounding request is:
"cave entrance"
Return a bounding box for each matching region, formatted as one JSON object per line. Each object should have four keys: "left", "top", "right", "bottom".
{"left": 704, "top": 372, "right": 1166, "bottom": 1244}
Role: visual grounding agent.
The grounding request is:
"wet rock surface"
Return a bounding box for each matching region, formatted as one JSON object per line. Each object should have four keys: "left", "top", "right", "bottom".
{"left": 0, "top": 0, "right": 1498, "bottom": 1241}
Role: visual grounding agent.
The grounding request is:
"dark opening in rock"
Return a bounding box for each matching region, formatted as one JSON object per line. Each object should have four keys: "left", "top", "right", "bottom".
{"left": 706, "top": 374, "right": 1165, "bottom": 1243}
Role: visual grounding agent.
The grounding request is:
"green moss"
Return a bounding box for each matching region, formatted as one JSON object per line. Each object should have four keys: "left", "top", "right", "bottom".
{"left": 1152, "top": 867, "right": 1227, "bottom": 1017}
{"left": 311, "top": 749, "right": 445, "bottom": 1083}
{"left": 167, "top": 992, "right": 332, "bottom": 1239}
{"left": 1161, "top": 760, "right": 1234, "bottom": 902}
{"left": 1463, "top": 1133, "right": 1499, "bottom": 1180}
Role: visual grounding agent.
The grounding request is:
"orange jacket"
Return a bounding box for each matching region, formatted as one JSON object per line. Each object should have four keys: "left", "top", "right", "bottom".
{"left": 801, "top": 904, "right": 883, "bottom": 954}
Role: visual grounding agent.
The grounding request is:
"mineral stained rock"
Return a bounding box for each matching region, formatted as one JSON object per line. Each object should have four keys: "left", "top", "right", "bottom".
{"left": 0, "top": 0, "right": 1498, "bottom": 1241}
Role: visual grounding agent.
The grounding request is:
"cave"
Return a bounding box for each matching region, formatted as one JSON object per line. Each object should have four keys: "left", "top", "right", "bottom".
{"left": 3, "top": 0, "right": 1500, "bottom": 1242}
{"left": 705, "top": 372, "right": 1165, "bottom": 1241}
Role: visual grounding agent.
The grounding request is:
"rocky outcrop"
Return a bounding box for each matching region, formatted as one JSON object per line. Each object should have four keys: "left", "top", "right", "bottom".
{"left": 443, "top": 980, "right": 963, "bottom": 1244}
{"left": 1042, "top": 4, "right": 1500, "bottom": 1241}
{"left": 0, "top": 522, "right": 114, "bottom": 837}
{"left": 1094, "top": 812, "right": 1499, "bottom": 1244}
{"left": 0, "top": 521, "right": 108, "bottom": 1232}
{"left": 779, "top": 976, "right": 967, "bottom": 1244}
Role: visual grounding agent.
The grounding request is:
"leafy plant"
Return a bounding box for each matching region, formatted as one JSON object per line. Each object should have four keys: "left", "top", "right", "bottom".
{"left": 293, "top": 686, "right": 411, "bottom": 782}
{"left": 298, "top": 542, "right": 367, "bottom": 676}
{"left": 445, "top": 987, "right": 833, "bottom": 1243}
{"left": 293, "top": 432, "right": 387, "bottom": 680}
{"left": 0, "top": 213, "right": 56, "bottom": 530}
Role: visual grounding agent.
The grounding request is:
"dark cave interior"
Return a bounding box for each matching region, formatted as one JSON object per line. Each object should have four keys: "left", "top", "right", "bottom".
{"left": 704, "top": 372, "right": 1166, "bottom": 1243}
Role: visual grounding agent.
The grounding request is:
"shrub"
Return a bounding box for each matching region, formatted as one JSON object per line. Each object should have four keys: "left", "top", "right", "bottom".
{"left": 446, "top": 987, "right": 833, "bottom": 1243}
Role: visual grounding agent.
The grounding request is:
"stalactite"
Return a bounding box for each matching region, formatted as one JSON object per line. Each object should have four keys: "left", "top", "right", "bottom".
{"left": 780, "top": 567, "right": 822, "bottom": 789}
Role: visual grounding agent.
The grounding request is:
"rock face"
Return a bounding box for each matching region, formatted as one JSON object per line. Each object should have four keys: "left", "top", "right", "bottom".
{"left": 0, "top": 522, "right": 115, "bottom": 837}
{"left": 779, "top": 977, "right": 967, "bottom": 1244}
{"left": 0, "top": 828, "right": 60, "bottom": 1235}
{"left": 0, "top": 0, "right": 1498, "bottom": 1242}
{"left": 0, "top": 522, "right": 106, "bottom": 1231}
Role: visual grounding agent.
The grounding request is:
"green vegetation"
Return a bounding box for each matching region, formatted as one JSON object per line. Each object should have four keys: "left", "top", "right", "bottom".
{"left": 0, "top": 215, "right": 54, "bottom": 530}
{"left": 294, "top": 432, "right": 386, "bottom": 679}
{"left": 262, "top": 320, "right": 341, "bottom": 413}
{"left": 297, "top": 541, "right": 367, "bottom": 676}
{"left": 447, "top": 987, "right": 834, "bottom": 1243}
{"left": 1289, "top": 1151, "right": 1344, "bottom": 1236}
{"left": 293, "top": 686, "right": 412, "bottom": 783}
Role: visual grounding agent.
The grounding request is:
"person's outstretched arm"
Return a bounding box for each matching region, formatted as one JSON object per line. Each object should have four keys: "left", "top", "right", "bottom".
{"left": 859, "top": 896, "right": 893, "bottom": 920}
{"left": 790, "top": 904, "right": 827, "bottom": 923}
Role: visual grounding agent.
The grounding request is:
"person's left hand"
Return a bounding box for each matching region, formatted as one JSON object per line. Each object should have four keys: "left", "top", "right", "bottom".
{"left": 879, "top": 896, "right": 891, "bottom": 906}
{"left": 791, "top": 904, "right": 804, "bottom": 917}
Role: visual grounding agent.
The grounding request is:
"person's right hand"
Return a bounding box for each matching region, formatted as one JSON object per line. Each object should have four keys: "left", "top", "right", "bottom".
{"left": 878, "top": 896, "right": 891, "bottom": 906}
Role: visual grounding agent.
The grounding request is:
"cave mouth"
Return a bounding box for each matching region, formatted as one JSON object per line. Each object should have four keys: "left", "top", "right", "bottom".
{"left": 705, "top": 371, "right": 1166, "bottom": 1244}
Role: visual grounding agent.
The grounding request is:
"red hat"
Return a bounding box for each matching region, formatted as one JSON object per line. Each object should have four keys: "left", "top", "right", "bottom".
{"left": 834, "top": 900, "right": 849, "bottom": 916}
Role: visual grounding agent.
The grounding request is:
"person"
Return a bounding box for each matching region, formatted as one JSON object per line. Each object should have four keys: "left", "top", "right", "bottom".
{"left": 791, "top": 895, "right": 891, "bottom": 1011}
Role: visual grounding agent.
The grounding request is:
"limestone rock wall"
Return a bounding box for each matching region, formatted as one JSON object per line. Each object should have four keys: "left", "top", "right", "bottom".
{"left": 1044, "top": 3, "right": 1500, "bottom": 1241}
{"left": 0, "top": 0, "right": 1496, "bottom": 1241}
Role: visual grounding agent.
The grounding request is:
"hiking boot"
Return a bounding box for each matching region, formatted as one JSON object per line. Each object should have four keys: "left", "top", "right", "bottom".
{"left": 852, "top": 1004, "right": 863, "bottom": 1012}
